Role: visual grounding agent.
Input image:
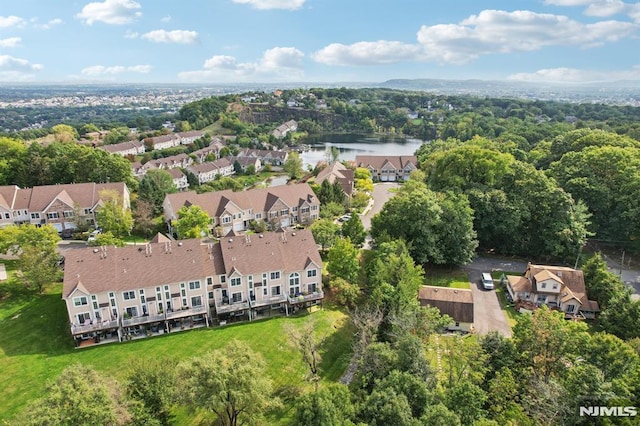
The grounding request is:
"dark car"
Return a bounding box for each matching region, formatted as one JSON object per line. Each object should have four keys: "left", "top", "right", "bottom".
{"left": 60, "top": 228, "right": 74, "bottom": 240}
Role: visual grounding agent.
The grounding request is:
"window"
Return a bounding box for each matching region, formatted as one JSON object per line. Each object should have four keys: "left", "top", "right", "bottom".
{"left": 207, "top": 277, "right": 213, "bottom": 286}
{"left": 270, "top": 271, "right": 281, "bottom": 280}
{"left": 84, "top": 208, "right": 92, "bottom": 215}
{"left": 139, "top": 289, "right": 146, "bottom": 304}
{"left": 310, "top": 205, "right": 318, "bottom": 211}
{"left": 122, "top": 291, "right": 135, "bottom": 300}
{"left": 552, "top": 284, "right": 558, "bottom": 290}
{"left": 309, "top": 283, "right": 317, "bottom": 293}
{"left": 230, "top": 277, "right": 241, "bottom": 287}
{"left": 30, "top": 212, "right": 40, "bottom": 219}
{"left": 46, "top": 212, "right": 59, "bottom": 219}
{"left": 255, "top": 213, "right": 262, "bottom": 220}
{"left": 3, "top": 213, "right": 9, "bottom": 219}
{"left": 271, "top": 286, "right": 281, "bottom": 296}
{"left": 63, "top": 211, "right": 74, "bottom": 218}
{"left": 292, "top": 206, "right": 298, "bottom": 212}
{"left": 191, "top": 295, "right": 203, "bottom": 306}
{"left": 566, "top": 304, "right": 576, "bottom": 313}
{"left": 109, "top": 292, "right": 117, "bottom": 307}
{"left": 263, "top": 285, "right": 268, "bottom": 296}
{"left": 189, "top": 280, "right": 201, "bottom": 290}
{"left": 280, "top": 209, "right": 288, "bottom": 216}
{"left": 180, "top": 284, "right": 186, "bottom": 297}
{"left": 208, "top": 291, "right": 214, "bottom": 300}
{"left": 73, "top": 296, "right": 88, "bottom": 307}
{"left": 220, "top": 275, "right": 226, "bottom": 284}
{"left": 289, "top": 273, "right": 300, "bottom": 296}
{"left": 301, "top": 207, "right": 310, "bottom": 214}
{"left": 269, "top": 211, "right": 278, "bottom": 219}
{"left": 232, "top": 292, "right": 242, "bottom": 303}
{"left": 91, "top": 295, "right": 98, "bottom": 310}
{"left": 222, "top": 216, "right": 231, "bottom": 224}
{"left": 307, "top": 269, "right": 317, "bottom": 278}
{"left": 125, "top": 306, "right": 138, "bottom": 317}
{"left": 541, "top": 282, "right": 547, "bottom": 289}
{"left": 248, "top": 275, "right": 253, "bottom": 289}
{"left": 77, "top": 312, "right": 90, "bottom": 324}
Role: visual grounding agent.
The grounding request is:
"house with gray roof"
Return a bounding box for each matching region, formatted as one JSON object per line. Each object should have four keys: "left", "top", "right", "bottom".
{"left": 419, "top": 285, "right": 474, "bottom": 333}
{"left": 355, "top": 155, "right": 418, "bottom": 182}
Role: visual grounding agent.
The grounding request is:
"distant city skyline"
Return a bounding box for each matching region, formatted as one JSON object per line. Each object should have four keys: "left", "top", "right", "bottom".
{"left": 1, "top": 0, "right": 639, "bottom": 84}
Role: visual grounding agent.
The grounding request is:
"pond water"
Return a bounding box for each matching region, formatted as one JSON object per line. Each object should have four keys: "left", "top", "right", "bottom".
{"left": 299, "top": 133, "right": 425, "bottom": 169}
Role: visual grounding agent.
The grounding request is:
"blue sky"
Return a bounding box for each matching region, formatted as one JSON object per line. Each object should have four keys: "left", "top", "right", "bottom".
{"left": 0, "top": 0, "right": 639, "bottom": 84}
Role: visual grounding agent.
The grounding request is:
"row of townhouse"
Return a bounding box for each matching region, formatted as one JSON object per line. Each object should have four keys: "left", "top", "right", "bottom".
{"left": 132, "top": 153, "right": 193, "bottom": 177}
{"left": 146, "top": 131, "right": 207, "bottom": 151}
{"left": 191, "top": 137, "right": 226, "bottom": 163}
{"left": 0, "top": 183, "right": 130, "bottom": 232}
{"left": 62, "top": 230, "right": 323, "bottom": 346}
{"left": 228, "top": 156, "right": 262, "bottom": 173}
{"left": 272, "top": 120, "right": 298, "bottom": 139}
{"left": 187, "top": 158, "right": 235, "bottom": 184}
{"left": 163, "top": 183, "right": 320, "bottom": 236}
{"left": 314, "top": 162, "right": 355, "bottom": 197}
{"left": 236, "top": 148, "right": 288, "bottom": 166}
{"left": 355, "top": 155, "right": 418, "bottom": 182}
{"left": 99, "top": 140, "right": 146, "bottom": 157}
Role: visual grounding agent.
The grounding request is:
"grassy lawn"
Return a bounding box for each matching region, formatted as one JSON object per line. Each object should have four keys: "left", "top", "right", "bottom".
{"left": 424, "top": 268, "right": 471, "bottom": 289}
{"left": 495, "top": 286, "right": 518, "bottom": 328}
{"left": 0, "top": 283, "right": 353, "bottom": 423}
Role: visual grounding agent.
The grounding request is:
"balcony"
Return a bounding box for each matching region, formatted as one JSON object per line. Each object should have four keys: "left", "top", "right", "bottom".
{"left": 287, "top": 291, "right": 324, "bottom": 305}
{"left": 71, "top": 319, "right": 119, "bottom": 336}
{"left": 122, "top": 313, "right": 163, "bottom": 328}
{"left": 214, "top": 298, "right": 250, "bottom": 314}
{"left": 249, "top": 294, "right": 288, "bottom": 308}
{"left": 166, "top": 305, "right": 207, "bottom": 320}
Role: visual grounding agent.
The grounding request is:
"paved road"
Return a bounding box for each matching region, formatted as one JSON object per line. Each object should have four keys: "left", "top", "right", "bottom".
{"left": 360, "top": 182, "right": 400, "bottom": 230}
{"left": 464, "top": 259, "right": 514, "bottom": 337}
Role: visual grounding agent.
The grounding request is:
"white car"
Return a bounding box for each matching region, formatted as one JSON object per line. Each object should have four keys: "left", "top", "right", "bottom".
{"left": 338, "top": 214, "right": 352, "bottom": 223}
{"left": 87, "top": 229, "right": 101, "bottom": 243}
{"left": 481, "top": 272, "right": 494, "bottom": 290}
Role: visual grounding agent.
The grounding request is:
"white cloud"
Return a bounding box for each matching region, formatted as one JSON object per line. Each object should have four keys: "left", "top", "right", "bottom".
{"left": 179, "top": 46, "right": 304, "bottom": 82}
{"left": 0, "top": 55, "right": 43, "bottom": 75}
{"left": 76, "top": 0, "right": 141, "bottom": 25}
{"left": 415, "top": 9, "right": 636, "bottom": 64}
{"left": 545, "top": 0, "right": 640, "bottom": 22}
{"left": 232, "top": 0, "right": 305, "bottom": 10}
{"left": 161, "top": 15, "right": 171, "bottom": 23}
{"left": 0, "top": 15, "right": 26, "bottom": 28}
{"left": 0, "top": 37, "right": 21, "bottom": 48}
{"left": 124, "top": 30, "right": 139, "bottom": 39}
{"left": 41, "top": 18, "right": 64, "bottom": 30}
{"left": 312, "top": 40, "right": 423, "bottom": 66}
{"left": 507, "top": 65, "right": 640, "bottom": 82}
{"left": 81, "top": 64, "right": 151, "bottom": 76}
{"left": 141, "top": 30, "right": 198, "bottom": 44}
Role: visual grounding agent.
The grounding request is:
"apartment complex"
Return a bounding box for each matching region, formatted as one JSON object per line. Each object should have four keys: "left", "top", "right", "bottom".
{"left": 163, "top": 183, "right": 319, "bottom": 235}
{"left": 354, "top": 155, "right": 418, "bottom": 182}
{"left": 62, "top": 230, "right": 323, "bottom": 346}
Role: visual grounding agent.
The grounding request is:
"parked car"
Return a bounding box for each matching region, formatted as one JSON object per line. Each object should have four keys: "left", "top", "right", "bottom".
{"left": 338, "top": 214, "right": 352, "bottom": 223}
{"left": 87, "top": 229, "right": 101, "bottom": 243}
{"left": 60, "top": 228, "right": 74, "bottom": 240}
{"left": 481, "top": 272, "right": 494, "bottom": 290}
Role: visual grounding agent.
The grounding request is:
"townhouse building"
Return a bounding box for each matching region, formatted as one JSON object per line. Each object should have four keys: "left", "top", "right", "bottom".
{"left": 147, "top": 131, "right": 206, "bottom": 151}
{"left": 99, "top": 140, "right": 146, "bottom": 157}
{"left": 167, "top": 168, "right": 189, "bottom": 191}
{"left": 315, "top": 162, "right": 355, "bottom": 197}
{"left": 0, "top": 182, "right": 130, "bottom": 232}
{"left": 62, "top": 230, "right": 323, "bottom": 346}
{"left": 354, "top": 155, "right": 418, "bottom": 182}
{"left": 236, "top": 148, "right": 288, "bottom": 166}
{"left": 187, "top": 158, "right": 234, "bottom": 184}
{"left": 228, "top": 156, "right": 262, "bottom": 173}
{"left": 163, "top": 183, "right": 320, "bottom": 235}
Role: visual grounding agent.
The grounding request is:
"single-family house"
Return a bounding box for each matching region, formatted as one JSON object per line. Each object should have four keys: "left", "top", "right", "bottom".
{"left": 504, "top": 263, "right": 600, "bottom": 319}
{"left": 163, "top": 183, "right": 320, "bottom": 235}
{"left": 314, "top": 162, "right": 355, "bottom": 197}
{"left": 419, "top": 286, "right": 474, "bottom": 333}
{"left": 355, "top": 155, "right": 418, "bottom": 182}
{"left": 0, "top": 182, "right": 130, "bottom": 232}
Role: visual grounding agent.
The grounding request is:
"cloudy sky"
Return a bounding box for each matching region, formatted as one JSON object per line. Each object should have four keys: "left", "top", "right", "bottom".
{"left": 1, "top": 0, "right": 639, "bottom": 84}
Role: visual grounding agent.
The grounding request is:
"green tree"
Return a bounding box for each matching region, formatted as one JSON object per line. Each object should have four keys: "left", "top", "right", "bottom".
{"left": 284, "top": 151, "right": 304, "bottom": 180}
{"left": 582, "top": 252, "right": 628, "bottom": 307}
{"left": 310, "top": 218, "right": 340, "bottom": 251}
{"left": 330, "top": 276, "right": 361, "bottom": 307}
{"left": 174, "top": 205, "right": 210, "bottom": 239}
{"left": 294, "top": 384, "right": 354, "bottom": 426}
{"left": 126, "top": 359, "right": 175, "bottom": 426}
{"left": 359, "top": 388, "right": 414, "bottom": 426}
{"left": 0, "top": 224, "right": 61, "bottom": 293}
{"left": 320, "top": 201, "right": 345, "bottom": 219}
{"left": 341, "top": 213, "right": 366, "bottom": 247}
{"left": 175, "top": 342, "right": 278, "bottom": 426}
{"left": 88, "top": 231, "right": 126, "bottom": 247}
{"left": 23, "top": 364, "right": 133, "bottom": 426}
{"left": 371, "top": 175, "right": 477, "bottom": 266}
{"left": 420, "top": 403, "right": 461, "bottom": 426}
{"left": 138, "top": 169, "right": 178, "bottom": 215}
{"left": 95, "top": 190, "right": 133, "bottom": 238}
{"left": 327, "top": 237, "right": 360, "bottom": 283}
{"left": 132, "top": 200, "right": 158, "bottom": 237}
{"left": 285, "top": 318, "right": 325, "bottom": 391}
{"left": 0, "top": 137, "right": 27, "bottom": 185}
{"left": 51, "top": 124, "right": 79, "bottom": 143}
{"left": 444, "top": 381, "right": 487, "bottom": 425}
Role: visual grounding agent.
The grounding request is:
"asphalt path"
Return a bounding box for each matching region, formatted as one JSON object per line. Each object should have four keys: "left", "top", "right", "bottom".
{"left": 360, "top": 182, "right": 400, "bottom": 231}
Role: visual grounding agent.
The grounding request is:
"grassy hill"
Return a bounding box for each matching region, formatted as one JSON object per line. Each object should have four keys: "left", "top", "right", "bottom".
{"left": 0, "top": 280, "right": 352, "bottom": 423}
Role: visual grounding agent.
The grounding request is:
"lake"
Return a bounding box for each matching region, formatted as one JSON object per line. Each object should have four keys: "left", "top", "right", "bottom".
{"left": 299, "top": 133, "right": 425, "bottom": 169}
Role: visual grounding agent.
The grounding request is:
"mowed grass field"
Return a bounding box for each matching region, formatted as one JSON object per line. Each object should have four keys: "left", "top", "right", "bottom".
{"left": 0, "top": 281, "right": 353, "bottom": 423}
